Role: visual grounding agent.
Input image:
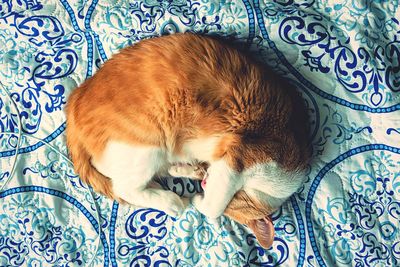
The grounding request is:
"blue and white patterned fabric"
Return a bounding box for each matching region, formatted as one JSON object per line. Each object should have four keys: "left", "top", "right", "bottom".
{"left": 1, "top": 0, "right": 399, "bottom": 266}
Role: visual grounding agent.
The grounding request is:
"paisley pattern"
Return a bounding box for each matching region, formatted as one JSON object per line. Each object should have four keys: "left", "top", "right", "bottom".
{"left": 1, "top": 0, "right": 399, "bottom": 266}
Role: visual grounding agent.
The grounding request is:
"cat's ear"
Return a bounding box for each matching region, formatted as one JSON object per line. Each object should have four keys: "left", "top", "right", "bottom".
{"left": 247, "top": 217, "right": 275, "bottom": 249}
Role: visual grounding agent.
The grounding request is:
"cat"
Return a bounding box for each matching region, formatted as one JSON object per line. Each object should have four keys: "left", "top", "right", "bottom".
{"left": 65, "top": 33, "right": 311, "bottom": 248}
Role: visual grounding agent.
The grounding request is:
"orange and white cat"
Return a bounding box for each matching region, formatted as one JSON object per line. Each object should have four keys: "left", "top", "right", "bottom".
{"left": 65, "top": 33, "right": 311, "bottom": 248}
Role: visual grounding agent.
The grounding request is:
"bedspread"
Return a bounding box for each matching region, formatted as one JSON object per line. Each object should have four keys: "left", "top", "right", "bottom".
{"left": 1, "top": 0, "right": 400, "bottom": 266}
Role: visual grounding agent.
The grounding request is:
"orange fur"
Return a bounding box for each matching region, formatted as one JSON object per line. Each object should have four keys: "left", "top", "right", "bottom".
{"left": 66, "top": 89, "right": 116, "bottom": 199}
{"left": 66, "top": 33, "right": 311, "bottom": 245}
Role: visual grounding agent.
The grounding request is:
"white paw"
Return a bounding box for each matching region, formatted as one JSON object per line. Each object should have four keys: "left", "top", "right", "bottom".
{"left": 161, "top": 193, "right": 188, "bottom": 218}
{"left": 168, "top": 164, "right": 184, "bottom": 177}
{"left": 191, "top": 194, "right": 223, "bottom": 219}
{"left": 191, "top": 194, "right": 204, "bottom": 211}
{"left": 168, "top": 164, "right": 205, "bottom": 180}
{"left": 168, "top": 164, "right": 193, "bottom": 177}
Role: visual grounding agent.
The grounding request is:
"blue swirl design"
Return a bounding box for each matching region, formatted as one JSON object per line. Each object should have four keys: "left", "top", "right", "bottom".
{"left": 253, "top": 0, "right": 400, "bottom": 112}
{"left": 0, "top": 5, "right": 78, "bottom": 150}
{"left": 58, "top": 0, "right": 106, "bottom": 78}
{"left": 305, "top": 144, "right": 400, "bottom": 267}
{"left": 123, "top": 1, "right": 201, "bottom": 39}
{"left": 387, "top": 128, "right": 400, "bottom": 135}
{"left": 118, "top": 208, "right": 171, "bottom": 266}
{"left": 279, "top": 15, "right": 399, "bottom": 106}
{"left": 312, "top": 104, "right": 373, "bottom": 155}
{"left": 0, "top": 123, "right": 65, "bottom": 158}
{"left": 0, "top": 186, "right": 108, "bottom": 266}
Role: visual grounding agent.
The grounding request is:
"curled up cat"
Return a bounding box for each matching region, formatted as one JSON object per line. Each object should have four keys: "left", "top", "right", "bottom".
{"left": 65, "top": 33, "right": 311, "bottom": 249}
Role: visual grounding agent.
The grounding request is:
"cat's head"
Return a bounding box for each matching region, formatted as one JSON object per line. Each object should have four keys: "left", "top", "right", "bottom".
{"left": 222, "top": 164, "right": 307, "bottom": 249}
{"left": 213, "top": 108, "right": 311, "bottom": 248}
{"left": 200, "top": 154, "right": 307, "bottom": 249}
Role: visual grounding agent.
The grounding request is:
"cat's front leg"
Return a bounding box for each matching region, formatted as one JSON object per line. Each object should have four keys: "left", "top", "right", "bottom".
{"left": 191, "top": 159, "right": 243, "bottom": 218}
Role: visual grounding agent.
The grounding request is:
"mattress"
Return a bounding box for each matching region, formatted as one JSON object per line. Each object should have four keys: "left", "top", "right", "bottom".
{"left": 1, "top": 0, "right": 399, "bottom": 266}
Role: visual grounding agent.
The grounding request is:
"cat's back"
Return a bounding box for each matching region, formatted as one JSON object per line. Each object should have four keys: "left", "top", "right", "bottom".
{"left": 67, "top": 35, "right": 225, "bottom": 146}
{"left": 67, "top": 33, "right": 269, "bottom": 152}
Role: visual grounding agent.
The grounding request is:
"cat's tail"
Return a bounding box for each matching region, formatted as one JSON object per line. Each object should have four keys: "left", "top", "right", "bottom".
{"left": 67, "top": 137, "right": 116, "bottom": 199}
{"left": 65, "top": 90, "right": 116, "bottom": 200}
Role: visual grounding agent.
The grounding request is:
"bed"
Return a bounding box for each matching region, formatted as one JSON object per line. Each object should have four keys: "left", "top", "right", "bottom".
{"left": 1, "top": 0, "right": 399, "bottom": 266}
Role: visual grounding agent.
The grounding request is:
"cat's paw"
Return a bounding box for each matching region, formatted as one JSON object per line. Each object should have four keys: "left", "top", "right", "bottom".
{"left": 162, "top": 193, "right": 188, "bottom": 218}
{"left": 191, "top": 194, "right": 203, "bottom": 210}
{"left": 168, "top": 163, "right": 205, "bottom": 180}
{"left": 191, "top": 194, "right": 222, "bottom": 219}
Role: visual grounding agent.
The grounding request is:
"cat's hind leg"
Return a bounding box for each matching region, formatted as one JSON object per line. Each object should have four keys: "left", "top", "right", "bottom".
{"left": 92, "top": 140, "right": 187, "bottom": 217}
